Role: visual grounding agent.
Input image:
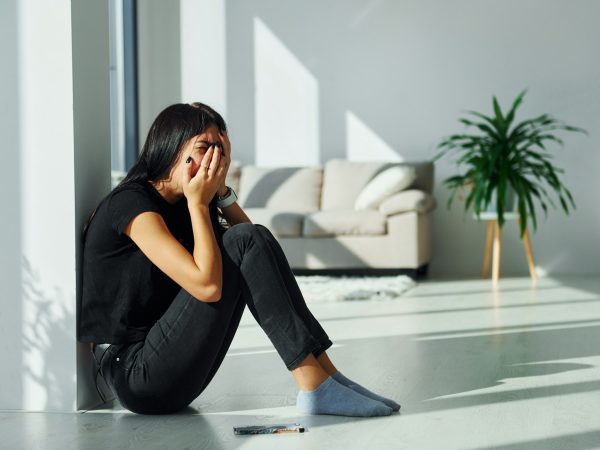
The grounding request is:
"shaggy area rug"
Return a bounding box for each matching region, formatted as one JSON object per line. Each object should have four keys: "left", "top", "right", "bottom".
{"left": 294, "top": 275, "right": 416, "bottom": 303}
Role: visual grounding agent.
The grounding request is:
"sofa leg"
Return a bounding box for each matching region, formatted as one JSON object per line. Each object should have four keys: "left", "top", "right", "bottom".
{"left": 416, "top": 264, "right": 429, "bottom": 279}
{"left": 405, "top": 265, "right": 429, "bottom": 281}
{"left": 404, "top": 269, "right": 418, "bottom": 281}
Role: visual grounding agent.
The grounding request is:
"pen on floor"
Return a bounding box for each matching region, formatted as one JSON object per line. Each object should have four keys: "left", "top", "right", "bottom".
{"left": 273, "top": 426, "right": 304, "bottom": 434}
{"left": 233, "top": 423, "right": 306, "bottom": 435}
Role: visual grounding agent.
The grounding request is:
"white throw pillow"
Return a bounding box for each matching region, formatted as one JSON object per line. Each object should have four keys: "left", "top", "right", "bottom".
{"left": 354, "top": 166, "right": 416, "bottom": 210}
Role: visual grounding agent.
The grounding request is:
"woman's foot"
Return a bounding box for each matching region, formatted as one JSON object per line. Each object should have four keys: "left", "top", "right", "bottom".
{"left": 296, "top": 376, "right": 392, "bottom": 417}
{"left": 330, "top": 370, "right": 401, "bottom": 412}
{"left": 290, "top": 353, "right": 331, "bottom": 391}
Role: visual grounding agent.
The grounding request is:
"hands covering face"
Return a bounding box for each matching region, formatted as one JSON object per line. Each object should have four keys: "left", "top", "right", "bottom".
{"left": 181, "top": 127, "right": 232, "bottom": 205}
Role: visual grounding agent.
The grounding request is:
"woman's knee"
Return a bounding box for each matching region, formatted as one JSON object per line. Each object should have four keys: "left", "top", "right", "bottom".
{"left": 223, "top": 222, "right": 261, "bottom": 246}
{"left": 227, "top": 222, "right": 258, "bottom": 235}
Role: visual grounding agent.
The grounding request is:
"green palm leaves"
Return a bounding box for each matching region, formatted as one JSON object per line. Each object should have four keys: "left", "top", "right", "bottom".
{"left": 433, "top": 90, "right": 587, "bottom": 237}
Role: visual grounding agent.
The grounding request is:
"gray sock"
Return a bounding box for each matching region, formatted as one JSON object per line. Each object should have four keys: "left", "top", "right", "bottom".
{"left": 296, "top": 376, "right": 392, "bottom": 417}
{"left": 331, "top": 370, "right": 401, "bottom": 412}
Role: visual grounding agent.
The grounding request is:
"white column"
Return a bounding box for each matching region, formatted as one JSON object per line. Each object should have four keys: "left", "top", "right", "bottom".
{"left": 72, "top": 0, "right": 112, "bottom": 411}
{"left": 0, "top": 0, "right": 110, "bottom": 412}
{"left": 0, "top": 0, "right": 24, "bottom": 412}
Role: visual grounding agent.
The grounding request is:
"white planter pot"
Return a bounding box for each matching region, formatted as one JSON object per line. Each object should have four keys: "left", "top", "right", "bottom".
{"left": 484, "top": 185, "right": 517, "bottom": 213}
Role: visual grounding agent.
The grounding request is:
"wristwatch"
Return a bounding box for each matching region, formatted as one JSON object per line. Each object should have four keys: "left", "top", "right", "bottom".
{"left": 216, "top": 186, "right": 238, "bottom": 209}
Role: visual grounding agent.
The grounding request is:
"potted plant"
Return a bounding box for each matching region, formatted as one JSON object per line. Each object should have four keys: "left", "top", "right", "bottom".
{"left": 433, "top": 90, "right": 587, "bottom": 237}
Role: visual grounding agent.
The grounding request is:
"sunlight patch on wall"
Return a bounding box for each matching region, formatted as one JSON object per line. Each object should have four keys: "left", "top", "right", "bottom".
{"left": 346, "top": 110, "right": 403, "bottom": 162}
{"left": 254, "top": 17, "right": 319, "bottom": 166}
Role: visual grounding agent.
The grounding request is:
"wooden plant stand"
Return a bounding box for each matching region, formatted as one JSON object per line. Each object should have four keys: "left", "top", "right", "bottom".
{"left": 478, "top": 212, "right": 537, "bottom": 284}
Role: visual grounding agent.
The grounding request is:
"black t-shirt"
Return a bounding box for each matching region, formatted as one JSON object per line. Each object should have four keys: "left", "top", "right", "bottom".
{"left": 78, "top": 180, "right": 200, "bottom": 344}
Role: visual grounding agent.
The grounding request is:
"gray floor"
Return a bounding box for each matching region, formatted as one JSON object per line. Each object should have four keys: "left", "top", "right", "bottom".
{"left": 2, "top": 276, "right": 600, "bottom": 450}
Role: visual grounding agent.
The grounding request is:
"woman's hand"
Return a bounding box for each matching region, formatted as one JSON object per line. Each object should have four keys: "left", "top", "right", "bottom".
{"left": 216, "top": 130, "right": 232, "bottom": 196}
{"left": 182, "top": 144, "right": 227, "bottom": 206}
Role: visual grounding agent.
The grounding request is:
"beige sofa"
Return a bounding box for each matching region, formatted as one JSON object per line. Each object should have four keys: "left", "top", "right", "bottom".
{"left": 224, "top": 159, "right": 436, "bottom": 278}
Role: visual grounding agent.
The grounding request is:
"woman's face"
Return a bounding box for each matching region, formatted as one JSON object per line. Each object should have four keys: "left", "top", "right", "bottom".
{"left": 177, "top": 124, "right": 223, "bottom": 179}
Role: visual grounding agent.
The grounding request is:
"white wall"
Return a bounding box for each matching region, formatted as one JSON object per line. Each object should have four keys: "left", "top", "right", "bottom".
{"left": 223, "top": 0, "right": 600, "bottom": 277}
{"left": 138, "top": 0, "right": 228, "bottom": 142}
{"left": 0, "top": 0, "right": 111, "bottom": 412}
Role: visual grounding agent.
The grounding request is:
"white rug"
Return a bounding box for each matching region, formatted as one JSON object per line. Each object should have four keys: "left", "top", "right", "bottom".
{"left": 294, "top": 275, "right": 416, "bottom": 303}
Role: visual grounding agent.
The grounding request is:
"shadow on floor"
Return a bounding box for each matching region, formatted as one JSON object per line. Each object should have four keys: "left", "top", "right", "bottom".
{"left": 368, "top": 322, "right": 600, "bottom": 415}
{"left": 404, "top": 283, "right": 562, "bottom": 298}
{"left": 468, "top": 429, "right": 600, "bottom": 450}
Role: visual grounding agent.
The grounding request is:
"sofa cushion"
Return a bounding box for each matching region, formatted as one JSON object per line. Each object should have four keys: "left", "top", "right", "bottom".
{"left": 355, "top": 165, "right": 416, "bottom": 210}
{"left": 242, "top": 208, "right": 305, "bottom": 237}
{"left": 303, "top": 209, "right": 387, "bottom": 237}
{"left": 238, "top": 166, "right": 322, "bottom": 213}
{"left": 378, "top": 190, "right": 437, "bottom": 215}
{"left": 321, "top": 159, "right": 436, "bottom": 210}
{"left": 320, "top": 159, "right": 386, "bottom": 210}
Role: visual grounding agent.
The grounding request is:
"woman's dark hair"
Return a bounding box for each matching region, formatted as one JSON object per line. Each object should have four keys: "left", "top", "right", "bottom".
{"left": 82, "top": 102, "right": 230, "bottom": 241}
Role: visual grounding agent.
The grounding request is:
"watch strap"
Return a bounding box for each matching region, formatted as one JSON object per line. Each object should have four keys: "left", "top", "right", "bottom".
{"left": 216, "top": 187, "right": 238, "bottom": 208}
{"left": 217, "top": 186, "right": 232, "bottom": 200}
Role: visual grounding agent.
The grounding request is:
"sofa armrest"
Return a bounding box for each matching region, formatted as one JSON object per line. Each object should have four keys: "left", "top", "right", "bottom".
{"left": 378, "top": 189, "right": 437, "bottom": 216}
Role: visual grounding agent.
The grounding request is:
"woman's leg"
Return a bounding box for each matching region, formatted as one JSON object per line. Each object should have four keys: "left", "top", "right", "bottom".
{"left": 108, "top": 239, "right": 248, "bottom": 415}
{"left": 222, "top": 223, "right": 333, "bottom": 371}
{"left": 253, "top": 224, "right": 335, "bottom": 361}
{"left": 237, "top": 224, "right": 395, "bottom": 416}
{"left": 252, "top": 225, "right": 400, "bottom": 412}
{"left": 315, "top": 352, "right": 338, "bottom": 375}
{"left": 254, "top": 225, "right": 340, "bottom": 373}
{"left": 249, "top": 225, "right": 339, "bottom": 387}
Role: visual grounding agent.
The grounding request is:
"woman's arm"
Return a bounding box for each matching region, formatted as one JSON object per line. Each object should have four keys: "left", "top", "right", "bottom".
{"left": 216, "top": 187, "right": 252, "bottom": 226}
{"left": 215, "top": 132, "right": 252, "bottom": 227}
{"left": 123, "top": 139, "right": 230, "bottom": 303}
{"left": 124, "top": 206, "right": 222, "bottom": 303}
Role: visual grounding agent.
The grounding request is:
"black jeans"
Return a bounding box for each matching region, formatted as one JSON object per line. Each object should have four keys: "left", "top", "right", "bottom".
{"left": 102, "top": 223, "right": 333, "bottom": 415}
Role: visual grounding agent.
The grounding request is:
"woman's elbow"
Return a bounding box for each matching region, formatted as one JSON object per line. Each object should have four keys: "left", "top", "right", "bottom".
{"left": 206, "top": 284, "right": 222, "bottom": 302}
{"left": 192, "top": 283, "right": 222, "bottom": 303}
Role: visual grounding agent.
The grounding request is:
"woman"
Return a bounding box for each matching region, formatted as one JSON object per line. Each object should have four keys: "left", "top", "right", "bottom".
{"left": 78, "top": 102, "right": 400, "bottom": 416}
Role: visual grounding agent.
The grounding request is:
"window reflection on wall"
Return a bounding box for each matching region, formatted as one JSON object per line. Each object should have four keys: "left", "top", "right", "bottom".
{"left": 109, "top": 0, "right": 138, "bottom": 188}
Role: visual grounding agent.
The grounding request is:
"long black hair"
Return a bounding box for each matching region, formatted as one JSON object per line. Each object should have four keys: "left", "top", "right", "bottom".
{"left": 82, "top": 102, "right": 230, "bottom": 241}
